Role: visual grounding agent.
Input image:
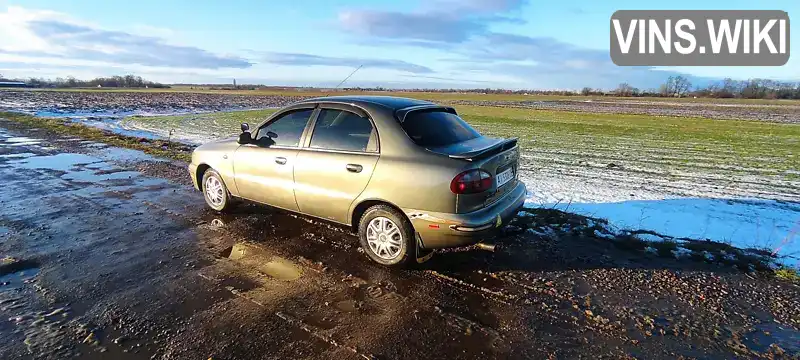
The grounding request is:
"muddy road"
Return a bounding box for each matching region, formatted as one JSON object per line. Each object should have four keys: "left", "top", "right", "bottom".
{"left": 0, "top": 90, "right": 305, "bottom": 115}
{"left": 0, "top": 123, "right": 798, "bottom": 359}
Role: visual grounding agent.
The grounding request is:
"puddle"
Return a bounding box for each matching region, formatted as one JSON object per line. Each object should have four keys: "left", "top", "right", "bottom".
{"left": 62, "top": 169, "right": 140, "bottom": 183}
{"left": 5, "top": 136, "right": 41, "bottom": 143}
{"left": 0, "top": 135, "right": 42, "bottom": 147}
{"left": 9, "top": 153, "right": 102, "bottom": 172}
{"left": 742, "top": 322, "right": 800, "bottom": 355}
{"left": 335, "top": 300, "right": 358, "bottom": 313}
{"left": 0, "top": 141, "right": 41, "bottom": 147}
{"left": 0, "top": 258, "right": 41, "bottom": 291}
{"left": 222, "top": 243, "right": 303, "bottom": 281}
{"left": 0, "top": 152, "right": 37, "bottom": 159}
{"left": 261, "top": 258, "right": 303, "bottom": 281}
{"left": 97, "top": 146, "right": 163, "bottom": 163}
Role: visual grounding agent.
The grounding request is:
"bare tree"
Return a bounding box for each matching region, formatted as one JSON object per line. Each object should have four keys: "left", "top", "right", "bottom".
{"left": 615, "top": 83, "right": 639, "bottom": 97}
{"left": 661, "top": 76, "right": 692, "bottom": 97}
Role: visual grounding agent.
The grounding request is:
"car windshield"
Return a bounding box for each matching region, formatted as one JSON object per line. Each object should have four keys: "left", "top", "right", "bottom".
{"left": 401, "top": 109, "right": 481, "bottom": 147}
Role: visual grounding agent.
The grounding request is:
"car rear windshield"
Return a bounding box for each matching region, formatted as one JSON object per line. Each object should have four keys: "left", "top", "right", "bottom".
{"left": 401, "top": 109, "right": 481, "bottom": 147}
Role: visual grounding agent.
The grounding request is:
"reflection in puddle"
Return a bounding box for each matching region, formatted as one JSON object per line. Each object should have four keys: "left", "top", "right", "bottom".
{"left": 260, "top": 258, "right": 303, "bottom": 281}
{"left": 743, "top": 322, "right": 800, "bottom": 355}
{"left": 9, "top": 153, "right": 101, "bottom": 172}
{"left": 0, "top": 258, "right": 41, "bottom": 291}
{"left": 0, "top": 135, "right": 41, "bottom": 147}
{"left": 62, "top": 170, "right": 140, "bottom": 183}
{"left": 222, "top": 243, "right": 303, "bottom": 281}
{"left": 0, "top": 152, "right": 37, "bottom": 159}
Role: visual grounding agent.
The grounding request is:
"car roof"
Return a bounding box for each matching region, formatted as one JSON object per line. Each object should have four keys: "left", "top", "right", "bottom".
{"left": 298, "top": 95, "right": 436, "bottom": 111}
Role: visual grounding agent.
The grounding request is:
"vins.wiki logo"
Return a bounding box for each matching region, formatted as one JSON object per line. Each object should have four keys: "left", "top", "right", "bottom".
{"left": 610, "top": 10, "right": 790, "bottom": 66}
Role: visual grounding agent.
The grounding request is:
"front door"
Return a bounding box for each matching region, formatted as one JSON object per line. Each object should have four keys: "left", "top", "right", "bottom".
{"left": 293, "top": 107, "right": 379, "bottom": 223}
{"left": 233, "top": 108, "right": 315, "bottom": 211}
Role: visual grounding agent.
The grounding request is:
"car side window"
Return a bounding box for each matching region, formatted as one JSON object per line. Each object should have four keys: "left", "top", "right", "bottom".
{"left": 254, "top": 109, "right": 314, "bottom": 147}
{"left": 309, "top": 109, "right": 377, "bottom": 152}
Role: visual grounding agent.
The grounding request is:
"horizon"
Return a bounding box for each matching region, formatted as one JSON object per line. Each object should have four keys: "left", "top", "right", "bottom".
{"left": 0, "top": 0, "right": 796, "bottom": 90}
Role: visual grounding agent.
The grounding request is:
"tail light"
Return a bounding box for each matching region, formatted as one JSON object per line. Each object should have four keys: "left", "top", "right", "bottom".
{"left": 450, "top": 169, "right": 492, "bottom": 194}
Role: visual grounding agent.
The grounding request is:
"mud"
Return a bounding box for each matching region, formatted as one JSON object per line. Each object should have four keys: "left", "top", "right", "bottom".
{"left": 0, "top": 124, "right": 798, "bottom": 359}
{"left": 0, "top": 90, "right": 305, "bottom": 115}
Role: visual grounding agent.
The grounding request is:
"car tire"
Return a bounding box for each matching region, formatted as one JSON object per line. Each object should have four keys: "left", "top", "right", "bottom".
{"left": 358, "top": 205, "right": 415, "bottom": 266}
{"left": 201, "top": 168, "right": 233, "bottom": 212}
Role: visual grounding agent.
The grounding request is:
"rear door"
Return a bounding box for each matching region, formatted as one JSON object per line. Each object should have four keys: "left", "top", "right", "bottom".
{"left": 293, "top": 106, "right": 379, "bottom": 223}
{"left": 233, "top": 107, "right": 315, "bottom": 211}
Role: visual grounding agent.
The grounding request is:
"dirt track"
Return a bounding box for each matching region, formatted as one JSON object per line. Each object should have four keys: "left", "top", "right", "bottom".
{"left": 0, "top": 122, "right": 799, "bottom": 359}
{"left": 0, "top": 90, "right": 306, "bottom": 114}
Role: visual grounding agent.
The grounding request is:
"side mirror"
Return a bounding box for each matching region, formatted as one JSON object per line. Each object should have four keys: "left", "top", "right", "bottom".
{"left": 266, "top": 131, "right": 278, "bottom": 138}
{"left": 241, "top": 123, "right": 250, "bottom": 132}
{"left": 237, "top": 132, "right": 252, "bottom": 144}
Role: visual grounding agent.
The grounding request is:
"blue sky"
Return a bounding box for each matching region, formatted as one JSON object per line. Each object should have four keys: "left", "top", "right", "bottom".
{"left": 0, "top": 0, "right": 796, "bottom": 89}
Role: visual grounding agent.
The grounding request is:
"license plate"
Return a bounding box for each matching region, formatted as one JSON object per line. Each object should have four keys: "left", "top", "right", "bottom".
{"left": 496, "top": 168, "right": 514, "bottom": 188}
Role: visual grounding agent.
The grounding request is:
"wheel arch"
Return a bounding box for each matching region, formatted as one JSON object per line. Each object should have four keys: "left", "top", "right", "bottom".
{"left": 349, "top": 199, "right": 410, "bottom": 233}
{"left": 195, "top": 163, "right": 211, "bottom": 191}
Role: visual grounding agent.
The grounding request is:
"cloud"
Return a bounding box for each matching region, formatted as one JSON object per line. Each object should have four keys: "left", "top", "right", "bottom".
{"left": 0, "top": 6, "right": 251, "bottom": 70}
{"left": 338, "top": 0, "right": 528, "bottom": 44}
{"left": 424, "top": 0, "right": 528, "bottom": 13}
{"left": 335, "top": 0, "right": 711, "bottom": 90}
{"left": 263, "top": 52, "right": 433, "bottom": 74}
{"left": 399, "top": 74, "right": 494, "bottom": 84}
{"left": 338, "top": 11, "right": 479, "bottom": 43}
{"left": 452, "top": 34, "right": 714, "bottom": 89}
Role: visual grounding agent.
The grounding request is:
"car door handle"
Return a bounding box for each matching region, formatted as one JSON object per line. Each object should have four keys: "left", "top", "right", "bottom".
{"left": 275, "top": 157, "right": 287, "bottom": 165}
{"left": 346, "top": 164, "right": 363, "bottom": 173}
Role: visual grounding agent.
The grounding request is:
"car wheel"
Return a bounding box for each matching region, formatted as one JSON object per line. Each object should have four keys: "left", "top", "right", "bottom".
{"left": 358, "top": 205, "right": 415, "bottom": 266}
{"left": 202, "top": 168, "right": 233, "bottom": 212}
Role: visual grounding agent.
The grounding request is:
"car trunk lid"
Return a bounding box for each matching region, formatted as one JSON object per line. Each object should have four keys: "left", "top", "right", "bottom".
{"left": 426, "top": 136, "right": 517, "bottom": 161}
{"left": 427, "top": 136, "right": 521, "bottom": 213}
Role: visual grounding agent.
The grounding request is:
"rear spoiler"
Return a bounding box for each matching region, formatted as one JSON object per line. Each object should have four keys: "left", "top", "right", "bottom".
{"left": 395, "top": 105, "right": 457, "bottom": 123}
{"left": 447, "top": 138, "right": 518, "bottom": 161}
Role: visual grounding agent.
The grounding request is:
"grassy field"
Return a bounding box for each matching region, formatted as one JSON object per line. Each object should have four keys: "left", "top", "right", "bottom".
{"left": 128, "top": 105, "right": 800, "bottom": 179}
{"left": 9, "top": 87, "right": 800, "bottom": 106}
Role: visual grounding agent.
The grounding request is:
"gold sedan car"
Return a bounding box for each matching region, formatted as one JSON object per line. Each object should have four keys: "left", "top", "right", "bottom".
{"left": 188, "top": 96, "right": 526, "bottom": 266}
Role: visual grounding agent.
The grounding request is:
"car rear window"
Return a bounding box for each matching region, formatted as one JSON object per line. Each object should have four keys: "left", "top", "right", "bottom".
{"left": 401, "top": 110, "right": 481, "bottom": 147}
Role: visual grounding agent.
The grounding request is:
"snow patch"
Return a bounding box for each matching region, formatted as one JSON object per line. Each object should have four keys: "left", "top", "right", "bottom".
{"left": 702, "top": 251, "right": 715, "bottom": 262}
{"left": 671, "top": 247, "right": 693, "bottom": 259}
{"left": 636, "top": 233, "right": 665, "bottom": 242}
{"left": 594, "top": 230, "right": 615, "bottom": 239}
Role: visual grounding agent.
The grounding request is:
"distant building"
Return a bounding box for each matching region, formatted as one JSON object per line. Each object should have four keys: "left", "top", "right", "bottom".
{"left": 0, "top": 81, "right": 27, "bottom": 88}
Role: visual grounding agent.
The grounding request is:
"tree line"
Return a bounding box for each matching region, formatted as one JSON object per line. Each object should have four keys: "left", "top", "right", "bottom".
{"left": 609, "top": 76, "right": 800, "bottom": 100}
{"left": 350, "top": 76, "right": 800, "bottom": 100}
{"left": 0, "top": 74, "right": 169, "bottom": 89}
{"left": 3, "top": 73, "right": 799, "bottom": 99}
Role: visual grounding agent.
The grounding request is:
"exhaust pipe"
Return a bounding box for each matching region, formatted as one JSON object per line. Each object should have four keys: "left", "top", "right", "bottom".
{"left": 475, "top": 243, "right": 496, "bottom": 252}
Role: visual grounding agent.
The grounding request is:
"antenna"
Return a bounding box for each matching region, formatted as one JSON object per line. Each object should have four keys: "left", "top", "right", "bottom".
{"left": 325, "top": 64, "right": 362, "bottom": 96}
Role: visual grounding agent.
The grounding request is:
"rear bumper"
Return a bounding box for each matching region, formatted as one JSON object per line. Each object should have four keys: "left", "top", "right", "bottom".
{"left": 188, "top": 163, "right": 200, "bottom": 190}
{"left": 407, "top": 181, "right": 527, "bottom": 249}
